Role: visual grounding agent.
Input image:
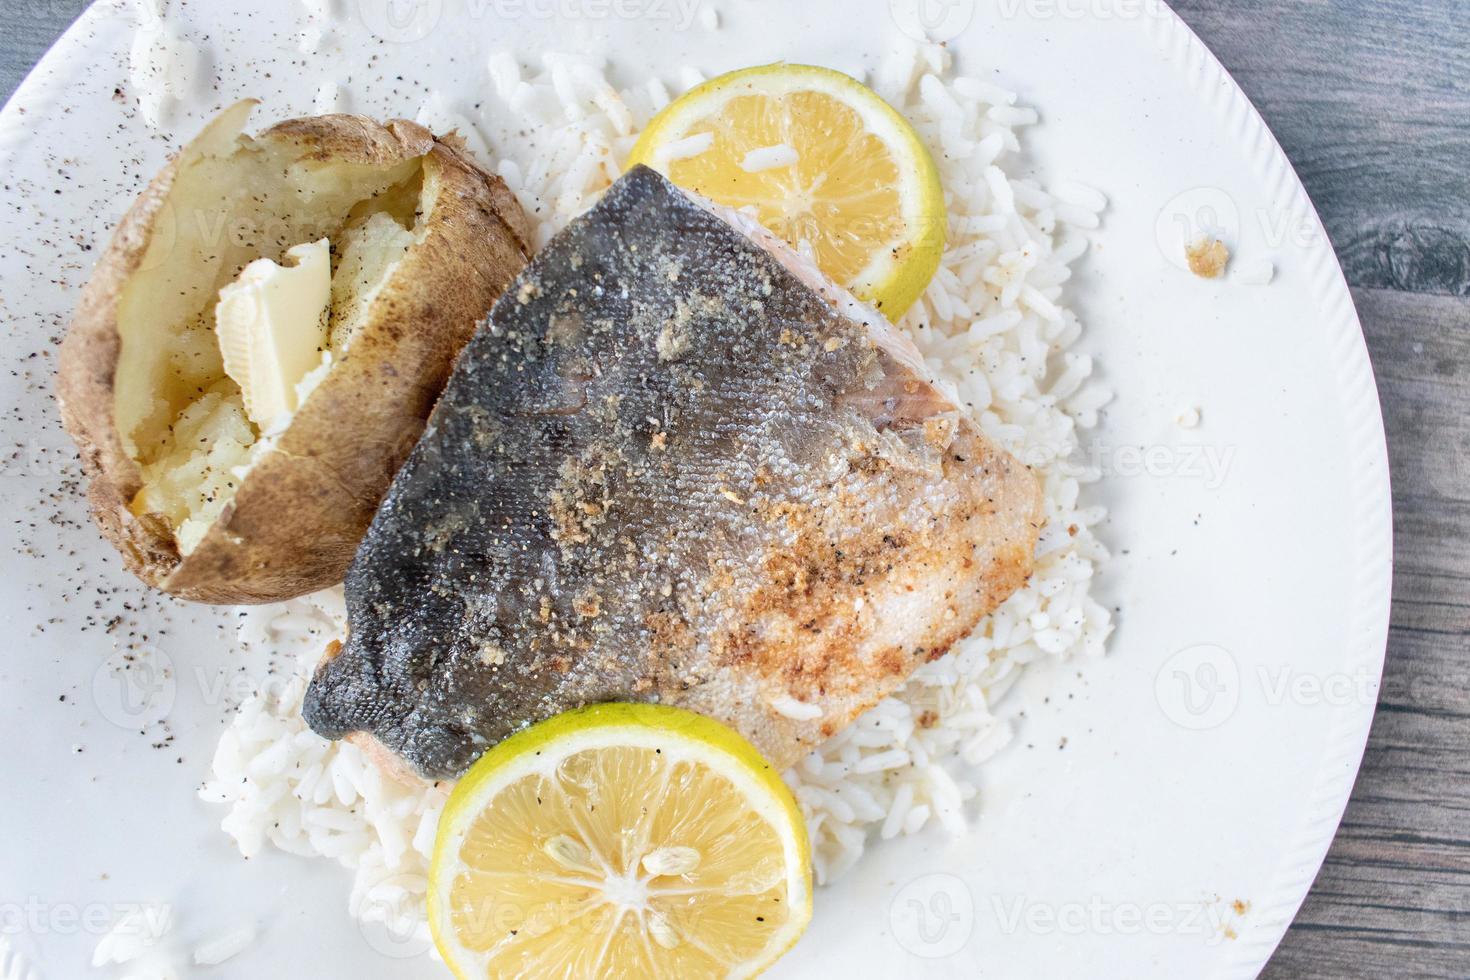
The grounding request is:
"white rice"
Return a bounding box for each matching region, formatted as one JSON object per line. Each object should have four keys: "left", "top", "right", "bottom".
{"left": 740, "top": 143, "right": 799, "bottom": 172}
{"left": 89, "top": 904, "right": 176, "bottom": 976}
{"left": 654, "top": 131, "right": 714, "bottom": 165}
{"left": 190, "top": 924, "right": 256, "bottom": 967}
{"left": 770, "top": 694, "right": 824, "bottom": 721}
{"left": 1232, "top": 256, "right": 1276, "bottom": 285}
{"left": 127, "top": 6, "right": 200, "bottom": 130}
{"left": 199, "top": 35, "right": 1113, "bottom": 938}
{"left": 0, "top": 938, "right": 39, "bottom": 980}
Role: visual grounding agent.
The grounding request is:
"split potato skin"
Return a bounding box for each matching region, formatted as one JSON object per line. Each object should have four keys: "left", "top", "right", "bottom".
{"left": 59, "top": 104, "right": 532, "bottom": 603}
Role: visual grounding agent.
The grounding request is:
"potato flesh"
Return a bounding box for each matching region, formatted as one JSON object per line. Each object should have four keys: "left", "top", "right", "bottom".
{"left": 132, "top": 384, "right": 256, "bottom": 554}
{"left": 329, "top": 212, "right": 416, "bottom": 351}
{"left": 117, "top": 123, "right": 426, "bottom": 555}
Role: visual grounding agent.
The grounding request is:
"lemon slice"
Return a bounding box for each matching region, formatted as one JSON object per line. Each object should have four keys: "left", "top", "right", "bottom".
{"left": 627, "top": 63, "right": 946, "bottom": 319}
{"left": 428, "top": 703, "right": 813, "bottom": 979}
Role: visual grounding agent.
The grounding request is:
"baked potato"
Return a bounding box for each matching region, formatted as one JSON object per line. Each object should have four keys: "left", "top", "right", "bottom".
{"left": 58, "top": 101, "right": 532, "bottom": 603}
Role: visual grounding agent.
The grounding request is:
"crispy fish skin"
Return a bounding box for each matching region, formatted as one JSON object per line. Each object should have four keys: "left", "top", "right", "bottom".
{"left": 304, "top": 165, "right": 1043, "bottom": 779}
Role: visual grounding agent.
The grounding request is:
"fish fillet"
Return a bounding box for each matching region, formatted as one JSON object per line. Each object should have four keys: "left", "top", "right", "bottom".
{"left": 303, "top": 165, "right": 1043, "bottom": 779}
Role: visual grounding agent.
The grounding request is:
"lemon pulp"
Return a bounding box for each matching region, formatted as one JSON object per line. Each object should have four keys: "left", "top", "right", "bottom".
{"left": 627, "top": 63, "right": 945, "bottom": 319}
{"left": 429, "top": 703, "right": 812, "bottom": 979}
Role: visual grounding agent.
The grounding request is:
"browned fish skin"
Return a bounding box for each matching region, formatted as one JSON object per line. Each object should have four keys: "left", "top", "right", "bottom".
{"left": 303, "top": 166, "right": 1043, "bottom": 778}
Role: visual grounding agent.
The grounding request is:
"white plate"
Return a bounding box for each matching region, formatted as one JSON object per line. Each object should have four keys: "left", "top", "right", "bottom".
{"left": 0, "top": 2, "right": 1390, "bottom": 978}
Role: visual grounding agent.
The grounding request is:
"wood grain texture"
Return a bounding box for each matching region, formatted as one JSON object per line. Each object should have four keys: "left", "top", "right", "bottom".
{"left": 1, "top": 1, "right": 1466, "bottom": 977}
{"left": 0, "top": 0, "right": 88, "bottom": 102}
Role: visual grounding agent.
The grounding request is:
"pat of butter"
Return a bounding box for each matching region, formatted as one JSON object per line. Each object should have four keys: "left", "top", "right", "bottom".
{"left": 215, "top": 239, "right": 332, "bottom": 426}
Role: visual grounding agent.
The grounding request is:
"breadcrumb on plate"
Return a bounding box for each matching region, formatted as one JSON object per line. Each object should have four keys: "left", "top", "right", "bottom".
{"left": 1186, "top": 237, "right": 1230, "bottom": 278}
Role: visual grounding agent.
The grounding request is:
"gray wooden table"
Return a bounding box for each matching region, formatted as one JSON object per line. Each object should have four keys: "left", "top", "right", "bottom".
{"left": 3, "top": 1, "right": 1465, "bottom": 976}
